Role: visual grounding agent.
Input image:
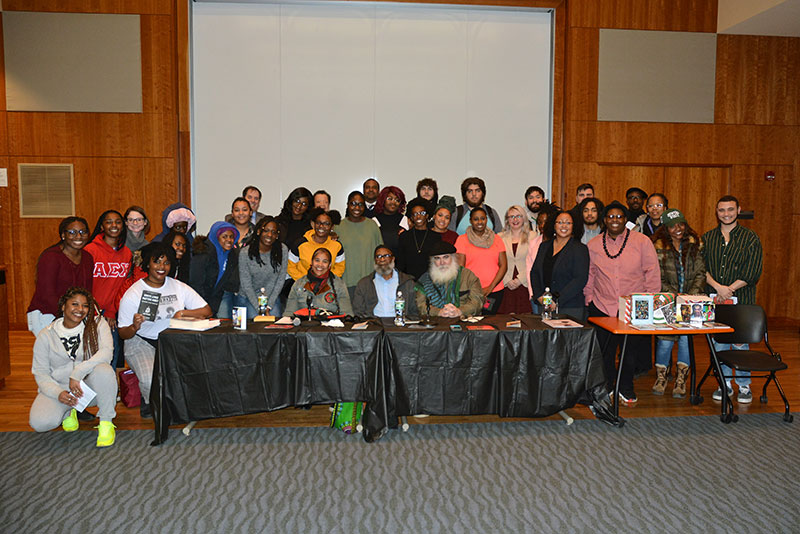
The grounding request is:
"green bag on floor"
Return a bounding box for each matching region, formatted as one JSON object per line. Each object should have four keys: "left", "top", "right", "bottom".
{"left": 330, "top": 402, "right": 363, "bottom": 434}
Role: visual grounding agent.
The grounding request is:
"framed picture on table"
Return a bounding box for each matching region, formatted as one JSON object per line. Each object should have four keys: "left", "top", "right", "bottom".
{"left": 630, "top": 294, "right": 654, "bottom": 325}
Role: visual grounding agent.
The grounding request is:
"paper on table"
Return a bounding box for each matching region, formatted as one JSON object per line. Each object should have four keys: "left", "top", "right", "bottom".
{"left": 275, "top": 316, "right": 294, "bottom": 325}
{"left": 542, "top": 319, "right": 583, "bottom": 329}
{"left": 74, "top": 380, "right": 97, "bottom": 412}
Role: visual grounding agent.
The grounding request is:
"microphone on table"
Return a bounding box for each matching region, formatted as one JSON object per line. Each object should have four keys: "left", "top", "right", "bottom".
{"left": 305, "top": 291, "right": 314, "bottom": 321}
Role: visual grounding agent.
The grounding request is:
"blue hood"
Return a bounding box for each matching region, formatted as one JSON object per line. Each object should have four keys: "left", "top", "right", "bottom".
{"left": 208, "top": 221, "right": 239, "bottom": 286}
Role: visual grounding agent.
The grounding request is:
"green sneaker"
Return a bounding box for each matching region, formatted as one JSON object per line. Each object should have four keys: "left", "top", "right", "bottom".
{"left": 96, "top": 421, "right": 116, "bottom": 448}
{"left": 62, "top": 409, "right": 79, "bottom": 432}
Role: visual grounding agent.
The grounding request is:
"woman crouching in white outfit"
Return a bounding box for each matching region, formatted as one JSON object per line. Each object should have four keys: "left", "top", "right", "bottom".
{"left": 29, "top": 287, "right": 118, "bottom": 447}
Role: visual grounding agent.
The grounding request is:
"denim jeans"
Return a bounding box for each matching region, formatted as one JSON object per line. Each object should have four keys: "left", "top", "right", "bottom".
{"left": 712, "top": 340, "right": 751, "bottom": 387}
{"left": 217, "top": 291, "right": 235, "bottom": 319}
{"left": 655, "top": 336, "right": 690, "bottom": 367}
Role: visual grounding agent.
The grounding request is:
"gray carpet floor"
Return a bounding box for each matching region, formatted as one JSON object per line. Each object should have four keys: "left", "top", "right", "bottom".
{"left": 1, "top": 414, "right": 798, "bottom": 534}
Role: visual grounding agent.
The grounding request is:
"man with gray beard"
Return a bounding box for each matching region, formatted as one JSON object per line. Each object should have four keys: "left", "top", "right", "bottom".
{"left": 415, "top": 241, "right": 484, "bottom": 318}
{"left": 352, "top": 246, "right": 418, "bottom": 318}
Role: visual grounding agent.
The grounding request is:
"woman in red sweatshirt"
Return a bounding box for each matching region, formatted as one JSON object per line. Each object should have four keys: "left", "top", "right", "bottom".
{"left": 85, "top": 210, "right": 132, "bottom": 369}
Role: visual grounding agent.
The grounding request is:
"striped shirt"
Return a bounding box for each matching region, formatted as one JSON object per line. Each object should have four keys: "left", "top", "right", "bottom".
{"left": 701, "top": 224, "right": 762, "bottom": 305}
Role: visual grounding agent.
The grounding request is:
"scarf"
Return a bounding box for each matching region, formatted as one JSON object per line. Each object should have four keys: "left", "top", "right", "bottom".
{"left": 125, "top": 231, "right": 149, "bottom": 253}
{"left": 417, "top": 267, "right": 463, "bottom": 308}
{"left": 466, "top": 226, "right": 495, "bottom": 249}
{"left": 304, "top": 269, "right": 331, "bottom": 295}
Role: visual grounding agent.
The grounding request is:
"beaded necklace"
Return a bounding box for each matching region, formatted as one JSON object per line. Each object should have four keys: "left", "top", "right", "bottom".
{"left": 602, "top": 229, "right": 630, "bottom": 260}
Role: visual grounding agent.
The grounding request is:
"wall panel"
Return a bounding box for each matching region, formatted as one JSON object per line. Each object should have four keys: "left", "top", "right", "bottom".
{"left": 566, "top": 121, "right": 800, "bottom": 166}
{"left": 565, "top": 27, "right": 598, "bottom": 121}
{"left": 6, "top": 112, "right": 175, "bottom": 158}
{"left": 141, "top": 15, "right": 176, "bottom": 114}
{"left": 663, "top": 166, "right": 728, "bottom": 234}
{"left": 730, "top": 165, "right": 795, "bottom": 318}
{"left": 568, "top": 0, "right": 717, "bottom": 32}
{"left": 2, "top": 0, "right": 172, "bottom": 14}
{"left": 716, "top": 35, "right": 800, "bottom": 125}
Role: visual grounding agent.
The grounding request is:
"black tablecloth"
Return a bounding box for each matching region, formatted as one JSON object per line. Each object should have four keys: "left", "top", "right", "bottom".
{"left": 153, "top": 322, "right": 388, "bottom": 444}
{"left": 383, "top": 315, "right": 608, "bottom": 419}
{"left": 152, "top": 315, "right": 609, "bottom": 445}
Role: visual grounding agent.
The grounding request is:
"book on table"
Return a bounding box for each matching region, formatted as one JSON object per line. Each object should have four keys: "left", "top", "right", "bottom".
{"left": 542, "top": 318, "right": 583, "bottom": 329}
{"left": 169, "top": 317, "right": 221, "bottom": 331}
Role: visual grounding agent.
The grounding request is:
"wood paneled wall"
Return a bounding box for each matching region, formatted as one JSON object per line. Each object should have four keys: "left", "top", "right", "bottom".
{"left": 0, "top": 0, "right": 187, "bottom": 327}
{"left": 2, "top": 0, "right": 798, "bottom": 324}
{"left": 561, "top": 0, "right": 800, "bottom": 322}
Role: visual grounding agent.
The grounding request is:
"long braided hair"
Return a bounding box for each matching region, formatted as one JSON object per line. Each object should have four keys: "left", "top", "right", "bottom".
{"left": 247, "top": 216, "right": 283, "bottom": 270}
{"left": 56, "top": 287, "right": 100, "bottom": 360}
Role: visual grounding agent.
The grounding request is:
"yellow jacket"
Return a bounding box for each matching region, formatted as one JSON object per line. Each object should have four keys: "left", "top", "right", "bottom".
{"left": 287, "top": 229, "right": 346, "bottom": 280}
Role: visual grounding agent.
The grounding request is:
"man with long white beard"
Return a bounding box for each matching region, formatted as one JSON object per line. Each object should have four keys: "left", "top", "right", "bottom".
{"left": 352, "top": 246, "right": 418, "bottom": 318}
{"left": 415, "top": 241, "right": 484, "bottom": 318}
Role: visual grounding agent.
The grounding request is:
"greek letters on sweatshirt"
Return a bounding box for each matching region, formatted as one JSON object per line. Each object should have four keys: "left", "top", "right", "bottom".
{"left": 84, "top": 235, "right": 132, "bottom": 319}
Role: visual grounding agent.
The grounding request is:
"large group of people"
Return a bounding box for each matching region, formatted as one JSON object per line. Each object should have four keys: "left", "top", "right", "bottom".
{"left": 26, "top": 177, "right": 763, "bottom": 446}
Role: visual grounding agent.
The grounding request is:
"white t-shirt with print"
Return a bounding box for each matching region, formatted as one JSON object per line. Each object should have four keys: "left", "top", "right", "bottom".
{"left": 118, "top": 277, "right": 207, "bottom": 340}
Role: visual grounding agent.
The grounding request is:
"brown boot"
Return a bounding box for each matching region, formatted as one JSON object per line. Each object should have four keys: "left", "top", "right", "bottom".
{"left": 673, "top": 362, "right": 690, "bottom": 398}
{"left": 652, "top": 364, "right": 668, "bottom": 395}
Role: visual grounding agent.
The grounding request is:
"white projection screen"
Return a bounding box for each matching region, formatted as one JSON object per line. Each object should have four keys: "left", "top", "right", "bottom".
{"left": 191, "top": 1, "right": 554, "bottom": 231}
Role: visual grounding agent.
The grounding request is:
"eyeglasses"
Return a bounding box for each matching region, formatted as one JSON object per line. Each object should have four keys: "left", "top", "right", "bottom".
{"left": 375, "top": 253, "right": 393, "bottom": 260}
{"left": 508, "top": 215, "right": 524, "bottom": 220}
{"left": 65, "top": 229, "right": 88, "bottom": 236}
{"left": 293, "top": 199, "right": 308, "bottom": 207}
{"left": 348, "top": 201, "right": 365, "bottom": 207}
{"left": 315, "top": 220, "right": 332, "bottom": 227}
{"left": 647, "top": 203, "right": 665, "bottom": 209}
{"left": 412, "top": 211, "right": 427, "bottom": 217}
{"left": 606, "top": 214, "right": 625, "bottom": 220}
{"left": 126, "top": 217, "right": 145, "bottom": 223}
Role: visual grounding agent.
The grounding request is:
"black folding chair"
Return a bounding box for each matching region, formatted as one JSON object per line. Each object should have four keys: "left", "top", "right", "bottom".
{"left": 696, "top": 304, "right": 792, "bottom": 423}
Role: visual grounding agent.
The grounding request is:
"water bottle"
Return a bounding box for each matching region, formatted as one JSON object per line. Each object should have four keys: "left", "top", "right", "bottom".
{"left": 394, "top": 290, "right": 406, "bottom": 326}
{"left": 257, "top": 287, "right": 269, "bottom": 316}
{"left": 541, "top": 287, "right": 554, "bottom": 320}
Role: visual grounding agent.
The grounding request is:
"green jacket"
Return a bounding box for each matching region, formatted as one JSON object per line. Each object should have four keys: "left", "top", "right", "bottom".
{"left": 653, "top": 234, "right": 706, "bottom": 296}
{"left": 654, "top": 233, "right": 706, "bottom": 341}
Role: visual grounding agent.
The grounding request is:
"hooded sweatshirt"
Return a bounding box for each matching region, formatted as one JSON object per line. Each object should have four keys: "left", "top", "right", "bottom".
{"left": 84, "top": 234, "right": 133, "bottom": 319}
{"left": 188, "top": 221, "right": 240, "bottom": 313}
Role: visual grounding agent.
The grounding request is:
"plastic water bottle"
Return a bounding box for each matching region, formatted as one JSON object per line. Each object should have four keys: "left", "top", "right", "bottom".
{"left": 541, "top": 287, "right": 554, "bottom": 320}
{"left": 394, "top": 290, "right": 406, "bottom": 326}
{"left": 257, "top": 287, "right": 269, "bottom": 316}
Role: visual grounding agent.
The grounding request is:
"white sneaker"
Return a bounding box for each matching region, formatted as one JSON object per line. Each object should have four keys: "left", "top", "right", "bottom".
{"left": 712, "top": 385, "right": 733, "bottom": 401}
{"left": 738, "top": 386, "right": 753, "bottom": 404}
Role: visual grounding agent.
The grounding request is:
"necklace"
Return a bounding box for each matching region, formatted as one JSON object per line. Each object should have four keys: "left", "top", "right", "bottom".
{"left": 413, "top": 228, "right": 429, "bottom": 254}
{"left": 602, "top": 229, "right": 630, "bottom": 259}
